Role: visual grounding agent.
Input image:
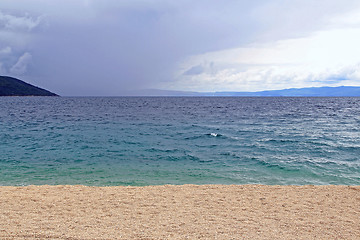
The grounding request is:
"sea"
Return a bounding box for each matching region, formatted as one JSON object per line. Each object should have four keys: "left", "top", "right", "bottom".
{"left": 0, "top": 97, "right": 359, "bottom": 186}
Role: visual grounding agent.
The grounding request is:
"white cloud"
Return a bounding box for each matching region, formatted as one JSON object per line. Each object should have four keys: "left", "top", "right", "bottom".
{"left": 0, "top": 10, "right": 42, "bottom": 78}
{"left": 165, "top": 14, "right": 360, "bottom": 92}
{"left": 0, "top": 46, "right": 12, "bottom": 55}
{"left": 10, "top": 52, "right": 32, "bottom": 75}
{"left": 164, "top": 64, "right": 360, "bottom": 92}
{"left": 0, "top": 11, "right": 42, "bottom": 32}
{"left": 329, "top": 8, "right": 360, "bottom": 28}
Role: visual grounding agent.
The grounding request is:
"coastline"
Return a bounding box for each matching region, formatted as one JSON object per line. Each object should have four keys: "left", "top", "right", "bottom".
{"left": 1, "top": 184, "right": 359, "bottom": 239}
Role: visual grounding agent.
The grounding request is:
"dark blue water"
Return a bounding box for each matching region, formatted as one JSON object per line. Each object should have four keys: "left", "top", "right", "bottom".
{"left": 0, "top": 97, "right": 359, "bottom": 186}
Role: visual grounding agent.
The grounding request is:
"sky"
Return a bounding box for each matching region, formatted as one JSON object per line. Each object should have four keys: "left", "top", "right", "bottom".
{"left": 1, "top": 0, "right": 360, "bottom": 96}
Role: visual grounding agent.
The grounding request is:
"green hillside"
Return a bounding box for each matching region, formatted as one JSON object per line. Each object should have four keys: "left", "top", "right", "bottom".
{"left": 0, "top": 76, "right": 57, "bottom": 96}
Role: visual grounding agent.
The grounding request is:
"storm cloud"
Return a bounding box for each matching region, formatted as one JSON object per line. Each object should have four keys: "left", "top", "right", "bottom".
{"left": 1, "top": 0, "right": 360, "bottom": 95}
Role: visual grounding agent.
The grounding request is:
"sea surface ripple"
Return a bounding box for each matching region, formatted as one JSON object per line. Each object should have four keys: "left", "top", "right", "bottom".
{"left": 0, "top": 97, "right": 359, "bottom": 186}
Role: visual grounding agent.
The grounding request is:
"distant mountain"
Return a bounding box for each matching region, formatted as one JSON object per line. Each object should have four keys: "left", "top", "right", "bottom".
{"left": 208, "top": 86, "right": 360, "bottom": 97}
{"left": 0, "top": 76, "right": 57, "bottom": 96}
{"left": 138, "top": 86, "right": 360, "bottom": 97}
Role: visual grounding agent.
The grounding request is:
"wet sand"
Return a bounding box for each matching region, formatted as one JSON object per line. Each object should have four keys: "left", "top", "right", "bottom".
{"left": 0, "top": 185, "right": 359, "bottom": 239}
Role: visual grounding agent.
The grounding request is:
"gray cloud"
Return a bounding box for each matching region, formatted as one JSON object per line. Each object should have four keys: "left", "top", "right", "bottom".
{"left": 1, "top": 0, "right": 360, "bottom": 95}
{"left": 0, "top": 10, "right": 43, "bottom": 79}
{"left": 0, "top": 46, "right": 11, "bottom": 55}
{"left": 0, "top": 10, "right": 42, "bottom": 32}
{"left": 0, "top": 63, "right": 6, "bottom": 74}
{"left": 20, "top": 0, "right": 269, "bottom": 95}
{"left": 10, "top": 52, "right": 32, "bottom": 75}
{"left": 183, "top": 62, "right": 217, "bottom": 76}
{"left": 183, "top": 65, "right": 205, "bottom": 76}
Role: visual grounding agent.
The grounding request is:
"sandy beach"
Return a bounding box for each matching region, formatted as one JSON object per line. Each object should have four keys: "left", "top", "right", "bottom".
{"left": 0, "top": 185, "right": 359, "bottom": 239}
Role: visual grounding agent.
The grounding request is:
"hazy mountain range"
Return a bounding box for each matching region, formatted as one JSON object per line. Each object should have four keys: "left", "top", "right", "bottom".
{"left": 2, "top": 76, "right": 360, "bottom": 97}
{"left": 131, "top": 86, "right": 360, "bottom": 97}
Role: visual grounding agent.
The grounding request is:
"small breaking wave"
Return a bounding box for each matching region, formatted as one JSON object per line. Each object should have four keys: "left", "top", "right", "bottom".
{"left": 209, "top": 133, "right": 220, "bottom": 137}
{"left": 184, "top": 132, "right": 223, "bottom": 140}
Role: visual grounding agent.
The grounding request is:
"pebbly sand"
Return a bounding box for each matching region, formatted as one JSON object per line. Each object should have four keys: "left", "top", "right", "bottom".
{"left": 0, "top": 185, "right": 359, "bottom": 239}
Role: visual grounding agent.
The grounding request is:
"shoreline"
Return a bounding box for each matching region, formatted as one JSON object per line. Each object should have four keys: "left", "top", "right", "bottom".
{"left": 1, "top": 184, "right": 359, "bottom": 239}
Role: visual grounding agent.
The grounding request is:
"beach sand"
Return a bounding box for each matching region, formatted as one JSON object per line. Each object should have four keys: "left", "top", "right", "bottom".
{"left": 0, "top": 185, "right": 359, "bottom": 239}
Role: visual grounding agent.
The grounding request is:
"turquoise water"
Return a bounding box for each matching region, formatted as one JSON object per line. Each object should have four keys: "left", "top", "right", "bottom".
{"left": 0, "top": 97, "right": 359, "bottom": 186}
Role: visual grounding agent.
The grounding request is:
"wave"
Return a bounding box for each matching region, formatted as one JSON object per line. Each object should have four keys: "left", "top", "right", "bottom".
{"left": 206, "top": 133, "right": 222, "bottom": 137}
{"left": 184, "top": 133, "right": 224, "bottom": 140}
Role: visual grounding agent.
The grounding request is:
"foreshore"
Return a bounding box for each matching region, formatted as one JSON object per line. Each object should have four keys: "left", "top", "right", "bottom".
{"left": 0, "top": 184, "right": 359, "bottom": 239}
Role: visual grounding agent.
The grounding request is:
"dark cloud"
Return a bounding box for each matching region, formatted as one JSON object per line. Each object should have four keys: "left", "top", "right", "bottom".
{"left": 21, "top": 0, "right": 267, "bottom": 95}
{"left": 183, "top": 65, "right": 205, "bottom": 76}
{"left": 1, "top": 0, "right": 360, "bottom": 95}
